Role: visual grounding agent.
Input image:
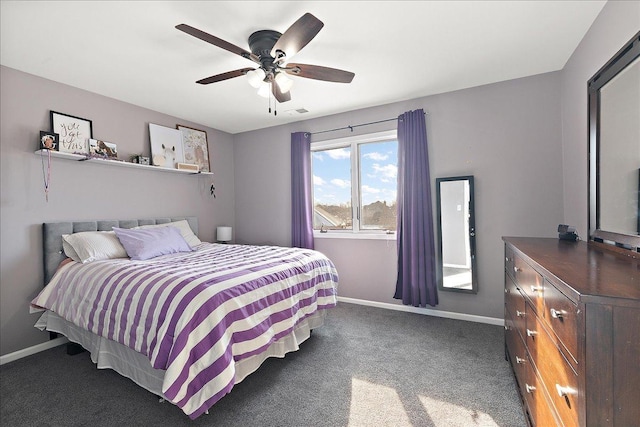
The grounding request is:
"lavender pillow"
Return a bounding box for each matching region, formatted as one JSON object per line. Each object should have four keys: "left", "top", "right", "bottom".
{"left": 113, "top": 226, "right": 192, "bottom": 260}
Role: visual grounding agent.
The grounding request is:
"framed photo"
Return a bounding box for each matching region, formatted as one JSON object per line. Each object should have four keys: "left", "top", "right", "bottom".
{"left": 149, "top": 123, "right": 184, "bottom": 168}
{"left": 177, "top": 124, "right": 210, "bottom": 172}
{"left": 39, "top": 131, "right": 59, "bottom": 151}
{"left": 50, "top": 111, "right": 92, "bottom": 154}
{"left": 89, "top": 139, "right": 118, "bottom": 159}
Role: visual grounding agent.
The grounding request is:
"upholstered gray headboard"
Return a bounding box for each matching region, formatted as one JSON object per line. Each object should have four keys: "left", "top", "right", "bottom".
{"left": 42, "top": 216, "right": 198, "bottom": 284}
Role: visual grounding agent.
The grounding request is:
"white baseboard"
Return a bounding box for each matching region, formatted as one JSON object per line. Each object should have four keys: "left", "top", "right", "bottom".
{"left": 0, "top": 337, "right": 68, "bottom": 366}
{"left": 337, "top": 296, "right": 504, "bottom": 326}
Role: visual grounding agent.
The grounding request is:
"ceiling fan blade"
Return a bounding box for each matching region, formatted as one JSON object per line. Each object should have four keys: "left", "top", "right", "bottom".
{"left": 270, "top": 13, "right": 324, "bottom": 59}
{"left": 272, "top": 81, "right": 292, "bottom": 103}
{"left": 176, "top": 24, "right": 259, "bottom": 63}
{"left": 284, "top": 63, "right": 355, "bottom": 83}
{"left": 196, "top": 68, "right": 255, "bottom": 85}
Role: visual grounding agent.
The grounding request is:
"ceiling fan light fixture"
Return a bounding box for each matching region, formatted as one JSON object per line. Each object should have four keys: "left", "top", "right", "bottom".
{"left": 257, "top": 81, "right": 271, "bottom": 98}
{"left": 246, "top": 68, "right": 266, "bottom": 88}
{"left": 274, "top": 72, "right": 293, "bottom": 93}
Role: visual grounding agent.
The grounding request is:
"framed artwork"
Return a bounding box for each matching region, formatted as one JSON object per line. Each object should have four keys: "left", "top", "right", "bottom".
{"left": 39, "top": 131, "right": 59, "bottom": 151}
{"left": 89, "top": 139, "right": 118, "bottom": 159}
{"left": 149, "top": 123, "right": 184, "bottom": 168}
{"left": 50, "top": 111, "right": 92, "bottom": 154}
{"left": 177, "top": 125, "right": 210, "bottom": 172}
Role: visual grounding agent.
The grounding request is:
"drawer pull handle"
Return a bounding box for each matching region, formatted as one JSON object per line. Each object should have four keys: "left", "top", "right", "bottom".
{"left": 550, "top": 308, "right": 564, "bottom": 319}
{"left": 530, "top": 285, "right": 543, "bottom": 293}
{"left": 525, "top": 384, "right": 536, "bottom": 393}
{"left": 516, "top": 310, "right": 525, "bottom": 317}
{"left": 515, "top": 356, "right": 526, "bottom": 364}
{"left": 526, "top": 329, "right": 538, "bottom": 337}
{"left": 555, "top": 384, "right": 577, "bottom": 397}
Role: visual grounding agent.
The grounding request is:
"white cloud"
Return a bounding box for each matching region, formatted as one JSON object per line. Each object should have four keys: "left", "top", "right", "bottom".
{"left": 362, "top": 186, "right": 397, "bottom": 205}
{"left": 312, "top": 152, "right": 324, "bottom": 161}
{"left": 362, "top": 185, "right": 381, "bottom": 194}
{"left": 364, "top": 152, "right": 388, "bottom": 161}
{"left": 314, "top": 175, "right": 326, "bottom": 186}
{"left": 382, "top": 189, "right": 397, "bottom": 200}
{"left": 365, "top": 163, "right": 397, "bottom": 182}
{"left": 326, "top": 148, "right": 350, "bottom": 160}
{"left": 331, "top": 178, "right": 351, "bottom": 188}
{"left": 373, "top": 163, "right": 397, "bottom": 178}
{"left": 315, "top": 193, "right": 336, "bottom": 204}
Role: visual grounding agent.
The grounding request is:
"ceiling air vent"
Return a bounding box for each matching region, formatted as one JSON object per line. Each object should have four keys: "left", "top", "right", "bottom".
{"left": 284, "top": 108, "right": 309, "bottom": 116}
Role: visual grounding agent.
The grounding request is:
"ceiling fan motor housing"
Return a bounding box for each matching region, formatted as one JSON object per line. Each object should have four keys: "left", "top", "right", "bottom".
{"left": 248, "top": 30, "right": 282, "bottom": 72}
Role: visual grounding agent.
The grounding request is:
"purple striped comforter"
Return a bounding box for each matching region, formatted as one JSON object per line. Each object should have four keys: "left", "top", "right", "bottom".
{"left": 31, "top": 243, "right": 338, "bottom": 419}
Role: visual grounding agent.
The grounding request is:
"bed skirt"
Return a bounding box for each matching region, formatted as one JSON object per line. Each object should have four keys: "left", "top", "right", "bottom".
{"left": 36, "top": 309, "right": 326, "bottom": 402}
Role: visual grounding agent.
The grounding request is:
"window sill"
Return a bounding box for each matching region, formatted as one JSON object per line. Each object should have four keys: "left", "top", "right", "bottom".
{"left": 314, "top": 232, "right": 396, "bottom": 241}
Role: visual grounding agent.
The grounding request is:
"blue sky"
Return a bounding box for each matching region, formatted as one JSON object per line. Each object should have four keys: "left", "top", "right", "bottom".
{"left": 312, "top": 140, "right": 398, "bottom": 206}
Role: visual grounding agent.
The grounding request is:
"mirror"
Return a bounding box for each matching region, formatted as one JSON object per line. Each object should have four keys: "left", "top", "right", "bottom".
{"left": 588, "top": 31, "right": 640, "bottom": 251}
{"left": 436, "top": 176, "right": 477, "bottom": 293}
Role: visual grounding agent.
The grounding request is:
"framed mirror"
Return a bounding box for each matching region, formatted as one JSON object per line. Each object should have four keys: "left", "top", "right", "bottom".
{"left": 588, "top": 31, "right": 640, "bottom": 251}
{"left": 436, "top": 176, "right": 477, "bottom": 293}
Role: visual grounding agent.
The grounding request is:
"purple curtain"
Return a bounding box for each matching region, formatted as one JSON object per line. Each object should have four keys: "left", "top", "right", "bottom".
{"left": 394, "top": 109, "right": 438, "bottom": 307}
{"left": 291, "top": 131, "right": 314, "bottom": 249}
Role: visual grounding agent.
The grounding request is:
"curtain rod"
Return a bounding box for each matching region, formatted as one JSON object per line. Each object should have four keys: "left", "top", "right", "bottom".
{"left": 306, "top": 111, "right": 428, "bottom": 137}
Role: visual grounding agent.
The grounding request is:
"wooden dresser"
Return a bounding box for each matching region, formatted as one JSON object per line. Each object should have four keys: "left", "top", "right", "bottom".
{"left": 503, "top": 237, "right": 640, "bottom": 427}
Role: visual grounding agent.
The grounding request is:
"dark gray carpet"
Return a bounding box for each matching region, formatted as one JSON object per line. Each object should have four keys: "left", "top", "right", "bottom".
{"left": 1, "top": 303, "right": 526, "bottom": 426}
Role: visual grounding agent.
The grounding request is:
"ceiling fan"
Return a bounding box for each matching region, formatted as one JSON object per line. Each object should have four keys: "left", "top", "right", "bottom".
{"left": 176, "top": 13, "right": 355, "bottom": 107}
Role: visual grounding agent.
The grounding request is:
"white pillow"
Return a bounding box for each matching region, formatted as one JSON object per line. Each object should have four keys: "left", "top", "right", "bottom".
{"left": 135, "top": 220, "right": 202, "bottom": 248}
{"left": 62, "top": 231, "right": 129, "bottom": 263}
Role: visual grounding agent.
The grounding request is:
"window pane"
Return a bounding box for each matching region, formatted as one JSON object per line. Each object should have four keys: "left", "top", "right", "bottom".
{"left": 359, "top": 140, "right": 398, "bottom": 230}
{"left": 312, "top": 147, "right": 353, "bottom": 230}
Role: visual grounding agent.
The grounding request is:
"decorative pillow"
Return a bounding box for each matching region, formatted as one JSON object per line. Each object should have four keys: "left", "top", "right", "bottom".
{"left": 113, "top": 226, "right": 192, "bottom": 261}
{"left": 62, "top": 231, "right": 128, "bottom": 263}
{"left": 135, "top": 220, "right": 202, "bottom": 248}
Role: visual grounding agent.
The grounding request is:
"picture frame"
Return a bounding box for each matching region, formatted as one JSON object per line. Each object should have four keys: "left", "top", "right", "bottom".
{"left": 50, "top": 111, "right": 92, "bottom": 154}
{"left": 149, "top": 123, "right": 184, "bottom": 169}
{"left": 39, "top": 131, "right": 59, "bottom": 151}
{"left": 177, "top": 124, "right": 210, "bottom": 172}
{"left": 89, "top": 139, "right": 118, "bottom": 159}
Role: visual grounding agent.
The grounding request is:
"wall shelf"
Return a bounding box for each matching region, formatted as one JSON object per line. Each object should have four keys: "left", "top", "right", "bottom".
{"left": 34, "top": 150, "right": 213, "bottom": 175}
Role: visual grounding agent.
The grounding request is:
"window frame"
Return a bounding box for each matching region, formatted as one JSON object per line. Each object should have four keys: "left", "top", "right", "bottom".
{"left": 311, "top": 129, "right": 398, "bottom": 239}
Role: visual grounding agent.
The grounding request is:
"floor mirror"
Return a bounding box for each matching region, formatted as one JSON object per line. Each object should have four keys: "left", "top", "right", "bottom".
{"left": 436, "top": 176, "right": 477, "bottom": 293}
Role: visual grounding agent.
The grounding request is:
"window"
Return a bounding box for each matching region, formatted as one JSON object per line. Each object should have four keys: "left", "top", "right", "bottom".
{"left": 311, "top": 130, "right": 398, "bottom": 235}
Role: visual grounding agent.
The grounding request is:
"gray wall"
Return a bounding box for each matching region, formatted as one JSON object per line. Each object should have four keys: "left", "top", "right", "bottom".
{"left": 234, "top": 71, "right": 564, "bottom": 320}
{"left": 560, "top": 1, "right": 640, "bottom": 237}
{"left": 0, "top": 66, "right": 235, "bottom": 356}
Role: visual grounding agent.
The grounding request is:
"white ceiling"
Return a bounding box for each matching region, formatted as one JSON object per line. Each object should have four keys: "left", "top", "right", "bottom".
{"left": 1, "top": 1, "right": 606, "bottom": 134}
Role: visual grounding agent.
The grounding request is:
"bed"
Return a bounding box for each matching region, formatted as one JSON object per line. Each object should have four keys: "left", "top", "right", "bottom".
{"left": 30, "top": 217, "right": 338, "bottom": 419}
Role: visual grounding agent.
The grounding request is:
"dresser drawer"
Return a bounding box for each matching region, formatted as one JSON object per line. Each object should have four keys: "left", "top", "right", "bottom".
{"left": 531, "top": 316, "right": 579, "bottom": 427}
{"left": 514, "top": 255, "right": 545, "bottom": 313}
{"left": 505, "top": 245, "right": 515, "bottom": 280}
{"left": 505, "top": 274, "right": 526, "bottom": 339}
{"left": 523, "top": 362, "right": 561, "bottom": 427}
{"left": 542, "top": 280, "right": 578, "bottom": 364}
{"left": 505, "top": 310, "right": 528, "bottom": 399}
{"left": 524, "top": 300, "right": 538, "bottom": 353}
